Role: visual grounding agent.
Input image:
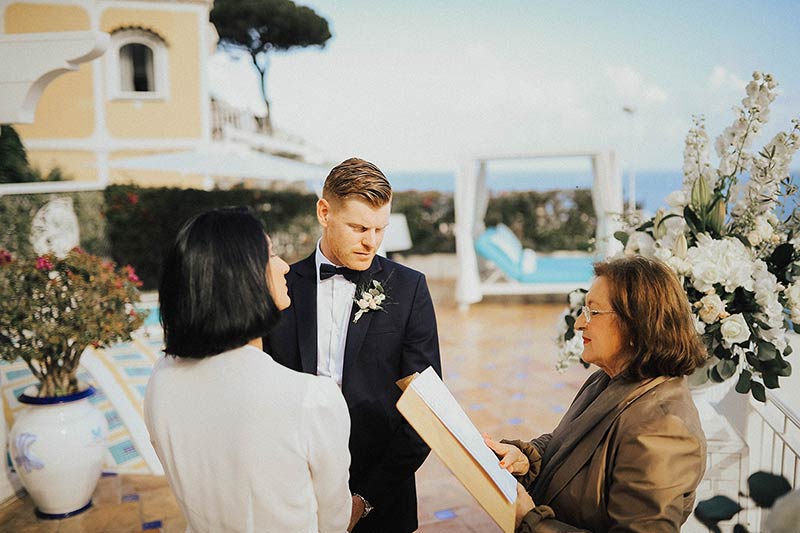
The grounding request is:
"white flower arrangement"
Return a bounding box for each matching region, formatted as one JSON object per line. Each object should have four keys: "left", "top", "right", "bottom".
{"left": 556, "top": 72, "right": 800, "bottom": 401}
{"left": 353, "top": 279, "right": 387, "bottom": 323}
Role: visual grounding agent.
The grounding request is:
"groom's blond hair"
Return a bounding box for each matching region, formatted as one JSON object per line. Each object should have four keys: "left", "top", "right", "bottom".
{"left": 322, "top": 158, "right": 392, "bottom": 207}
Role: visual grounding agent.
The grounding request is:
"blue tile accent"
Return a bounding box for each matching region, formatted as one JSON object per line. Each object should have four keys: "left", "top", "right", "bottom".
{"left": 550, "top": 405, "right": 566, "bottom": 413}
{"left": 109, "top": 440, "right": 139, "bottom": 463}
{"left": 484, "top": 363, "right": 496, "bottom": 370}
{"left": 515, "top": 372, "right": 527, "bottom": 379}
{"left": 511, "top": 392, "right": 525, "bottom": 400}
{"left": 113, "top": 353, "right": 144, "bottom": 361}
{"left": 508, "top": 417, "right": 524, "bottom": 425}
{"left": 105, "top": 410, "right": 122, "bottom": 430}
{"left": 469, "top": 404, "right": 485, "bottom": 411}
{"left": 123, "top": 367, "right": 152, "bottom": 377}
{"left": 5, "top": 368, "right": 32, "bottom": 381}
{"left": 121, "top": 493, "right": 140, "bottom": 502}
{"left": 142, "top": 520, "right": 163, "bottom": 530}
{"left": 478, "top": 382, "right": 491, "bottom": 389}
{"left": 553, "top": 382, "right": 567, "bottom": 389}
{"left": 434, "top": 509, "right": 457, "bottom": 520}
{"left": 136, "top": 385, "right": 148, "bottom": 397}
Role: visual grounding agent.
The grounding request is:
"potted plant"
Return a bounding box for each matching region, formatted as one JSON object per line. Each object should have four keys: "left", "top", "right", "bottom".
{"left": 0, "top": 247, "right": 146, "bottom": 518}
{"left": 556, "top": 71, "right": 800, "bottom": 402}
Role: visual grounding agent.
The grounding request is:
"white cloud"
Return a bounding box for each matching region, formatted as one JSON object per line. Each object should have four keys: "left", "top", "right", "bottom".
{"left": 708, "top": 65, "right": 747, "bottom": 92}
{"left": 605, "top": 65, "right": 669, "bottom": 105}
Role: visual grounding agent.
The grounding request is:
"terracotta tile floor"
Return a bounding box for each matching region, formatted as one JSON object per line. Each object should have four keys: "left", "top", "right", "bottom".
{"left": 0, "top": 280, "right": 588, "bottom": 532}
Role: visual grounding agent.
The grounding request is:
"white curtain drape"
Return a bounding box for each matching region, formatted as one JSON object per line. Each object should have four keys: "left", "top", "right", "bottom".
{"left": 591, "top": 151, "right": 624, "bottom": 258}
{"left": 119, "top": 45, "right": 134, "bottom": 92}
{"left": 455, "top": 159, "right": 489, "bottom": 307}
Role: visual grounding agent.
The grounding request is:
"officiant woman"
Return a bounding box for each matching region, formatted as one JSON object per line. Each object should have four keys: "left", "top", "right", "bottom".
{"left": 486, "top": 256, "right": 708, "bottom": 532}
{"left": 145, "top": 207, "right": 352, "bottom": 532}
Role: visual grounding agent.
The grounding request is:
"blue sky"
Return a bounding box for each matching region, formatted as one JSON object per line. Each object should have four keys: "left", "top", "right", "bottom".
{"left": 209, "top": 1, "right": 800, "bottom": 173}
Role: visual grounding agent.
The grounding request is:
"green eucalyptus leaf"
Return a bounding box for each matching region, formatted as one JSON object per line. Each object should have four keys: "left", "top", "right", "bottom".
{"left": 735, "top": 369, "right": 752, "bottom": 394}
{"left": 747, "top": 471, "right": 791, "bottom": 508}
{"left": 613, "top": 231, "right": 630, "bottom": 246}
{"left": 694, "top": 495, "right": 742, "bottom": 530}
{"left": 716, "top": 358, "right": 737, "bottom": 380}
{"left": 763, "top": 372, "right": 780, "bottom": 389}
{"left": 757, "top": 341, "right": 777, "bottom": 361}
{"left": 751, "top": 381, "right": 766, "bottom": 403}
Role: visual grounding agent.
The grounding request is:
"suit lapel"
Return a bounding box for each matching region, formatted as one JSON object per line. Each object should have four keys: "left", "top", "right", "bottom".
{"left": 292, "top": 254, "right": 318, "bottom": 374}
{"left": 342, "top": 257, "right": 384, "bottom": 392}
{"left": 541, "top": 375, "right": 671, "bottom": 505}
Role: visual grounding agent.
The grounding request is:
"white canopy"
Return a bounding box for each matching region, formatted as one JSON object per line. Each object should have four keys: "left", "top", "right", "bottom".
{"left": 455, "top": 150, "right": 623, "bottom": 308}
{"left": 109, "top": 143, "right": 328, "bottom": 189}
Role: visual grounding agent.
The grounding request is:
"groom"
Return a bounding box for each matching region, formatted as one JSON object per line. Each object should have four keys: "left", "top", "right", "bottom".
{"left": 266, "top": 158, "right": 442, "bottom": 533}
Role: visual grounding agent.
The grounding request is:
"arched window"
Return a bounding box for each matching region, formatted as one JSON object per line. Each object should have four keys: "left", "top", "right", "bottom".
{"left": 109, "top": 28, "right": 168, "bottom": 99}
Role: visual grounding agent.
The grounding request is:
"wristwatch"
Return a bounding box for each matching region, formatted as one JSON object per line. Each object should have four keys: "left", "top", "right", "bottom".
{"left": 353, "top": 493, "right": 374, "bottom": 518}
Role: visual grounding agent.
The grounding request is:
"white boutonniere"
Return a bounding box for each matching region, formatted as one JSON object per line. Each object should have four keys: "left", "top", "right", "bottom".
{"left": 353, "top": 280, "right": 387, "bottom": 323}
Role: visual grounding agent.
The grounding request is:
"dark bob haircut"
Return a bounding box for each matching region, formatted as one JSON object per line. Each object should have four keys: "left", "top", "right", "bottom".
{"left": 594, "top": 255, "right": 707, "bottom": 379}
{"left": 159, "top": 207, "right": 280, "bottom": 358}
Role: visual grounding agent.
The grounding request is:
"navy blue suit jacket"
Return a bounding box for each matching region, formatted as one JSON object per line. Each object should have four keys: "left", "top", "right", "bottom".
{"left": 265, "top": 253, "right": 442, "bottom": 533}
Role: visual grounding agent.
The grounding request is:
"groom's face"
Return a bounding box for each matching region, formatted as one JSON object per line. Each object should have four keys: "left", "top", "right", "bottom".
{"left": 317, "top": 196, "right": 391, "bottom": 271}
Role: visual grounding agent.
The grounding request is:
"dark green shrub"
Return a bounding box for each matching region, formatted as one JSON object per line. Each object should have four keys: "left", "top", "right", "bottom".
{"left": 485, "top": 189, "right": 596, "bottom": 252}
{"left": 392, "top": 191, "right": 456, "bottom": 254}
{"left": 104, "top": 185, "right": 319, "bottom": 289}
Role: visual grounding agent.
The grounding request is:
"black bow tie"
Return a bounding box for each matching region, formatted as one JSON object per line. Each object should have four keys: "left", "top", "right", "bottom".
{"left": 319, "top": 263, "right": 361, "bottom": 283}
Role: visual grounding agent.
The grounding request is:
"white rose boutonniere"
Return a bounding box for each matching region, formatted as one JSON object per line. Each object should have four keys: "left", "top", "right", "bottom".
{"left": 353, "top": 280, "right": 387, "bottom": 323}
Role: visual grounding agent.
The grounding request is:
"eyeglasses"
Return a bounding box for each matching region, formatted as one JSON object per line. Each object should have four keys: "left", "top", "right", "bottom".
{"left": 581, "top": 305, "right": 615, "bottom": 323}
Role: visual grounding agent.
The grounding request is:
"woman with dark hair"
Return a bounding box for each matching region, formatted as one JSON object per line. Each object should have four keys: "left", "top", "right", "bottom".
{"left": 485, "top": 256, "right": 708, "bottom": 532}
{"left": 144, "top": 207, "right": 351, "bottom": 532}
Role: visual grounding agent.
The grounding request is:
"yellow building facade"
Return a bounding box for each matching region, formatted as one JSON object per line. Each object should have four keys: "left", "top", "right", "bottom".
{"left": 2, "top": 0, "right": 214, "bottom": 188}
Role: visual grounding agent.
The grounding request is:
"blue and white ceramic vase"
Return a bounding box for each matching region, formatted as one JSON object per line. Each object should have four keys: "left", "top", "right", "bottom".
{"left": 8, "top": 385, "right": 108, "bottom": 519}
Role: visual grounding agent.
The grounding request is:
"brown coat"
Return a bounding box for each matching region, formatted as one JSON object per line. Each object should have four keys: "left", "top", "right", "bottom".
{"left": 510, "top": 370, "right": 706, "bottom": 532}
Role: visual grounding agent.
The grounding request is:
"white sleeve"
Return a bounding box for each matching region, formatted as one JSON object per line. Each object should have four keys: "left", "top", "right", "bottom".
{"left": 304, "top": 377, "right": 352, "bottom": 533}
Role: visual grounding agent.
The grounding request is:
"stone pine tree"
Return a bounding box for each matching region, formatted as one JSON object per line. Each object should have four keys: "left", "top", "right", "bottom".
{"left": 0, "top": 125, "right": 63, "bottom": 183}
{"left": 210, "top": 0, "right": 331, "bottom": 132}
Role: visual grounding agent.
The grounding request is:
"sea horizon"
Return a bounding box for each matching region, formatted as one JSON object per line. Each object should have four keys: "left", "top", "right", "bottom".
{"left": 388, "top": 169, "right": 799, "bottom": 215}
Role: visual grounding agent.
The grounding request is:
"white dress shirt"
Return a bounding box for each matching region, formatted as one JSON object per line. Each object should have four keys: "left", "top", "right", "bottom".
{"left": 315, "top": 244, "right": 357, "bottom": 386}
{"left": 144, "top": 345, "right": 352, "bottom": 533}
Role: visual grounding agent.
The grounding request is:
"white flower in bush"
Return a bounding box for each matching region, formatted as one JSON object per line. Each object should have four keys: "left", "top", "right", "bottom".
{"left": 720, "top": 314, "right": 751, "bottom": 347}
{"left": 696, "top": 293, "right": 726, "bottom": 324}
{"left": 557, "top": 71, "right": 799, "bottom": 401}
{"left": 686, "top": 235, "right": 754, "bottom": 293}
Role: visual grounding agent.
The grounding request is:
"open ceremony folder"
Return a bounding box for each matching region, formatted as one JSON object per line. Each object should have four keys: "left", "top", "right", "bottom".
{"left": 396, "top": 367, "right": 517, "bottom": 533}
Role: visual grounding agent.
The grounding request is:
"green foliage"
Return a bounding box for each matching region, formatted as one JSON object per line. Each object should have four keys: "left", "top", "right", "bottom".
{"left": 0, "top": 125, "right": 65, "bottom": 183}
{"left": 0, "top": 248, "right": 145, "bottom": 397}
{"left": 485, "top": 189, "right": 596, "bottom": 252}
{"left": 694, "top": 471, "right": 792, "bottom": 532}
{"left": 104, "top": 185, "right": 320, "bottom": 289}
{"left": 391, "top": 191, "right": 455, "bottom": 254}
{"left": 210, "top": 0, "right": 331, "bottom": 129}
{"left": 0, "top": 191, "right": 108, "bottom": 257}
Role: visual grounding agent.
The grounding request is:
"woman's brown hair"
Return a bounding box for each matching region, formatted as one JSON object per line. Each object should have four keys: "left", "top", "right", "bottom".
{"left": 594, "top": 255, "right": 707, "bottom": 379}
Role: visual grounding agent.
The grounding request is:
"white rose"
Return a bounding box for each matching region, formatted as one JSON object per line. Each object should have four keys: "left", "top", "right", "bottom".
{"left": 786, "top": 281, "right": 800, "bottom": 306}
{"left": 698, "top": 294, "right": 726, "bottom": 323}
{"left": 765, "top": 490, "right": 800, "bottom": 533}
{"left": 755, "top": 216, "right": 773, "bottom": 240}
{"left": 720, "top": 314, "right": 751, "bottom": 347}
